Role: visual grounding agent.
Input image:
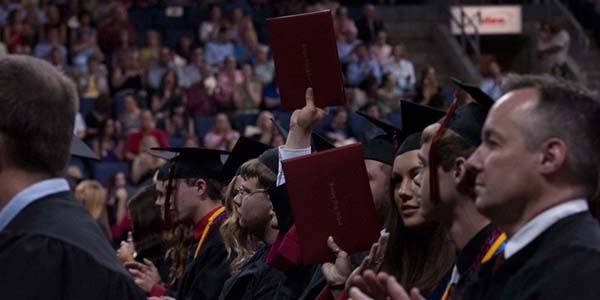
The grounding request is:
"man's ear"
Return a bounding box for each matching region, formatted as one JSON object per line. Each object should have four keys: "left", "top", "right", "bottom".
{"left": 538, "top": 138, "right": 567, "bottom": 176}
{"left": 195, "top": 178, "right": 208, "bottom": 198}
{"left": 454, "top": 157, "right": 476, "bottom": 196}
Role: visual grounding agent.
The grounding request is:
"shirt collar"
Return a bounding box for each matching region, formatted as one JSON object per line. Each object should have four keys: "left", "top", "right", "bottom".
{"left": 0, "top": 178, "right": 70, "bottom": 232}
{"left": 193, "top": 205, "right": 225, "bottom": 240}
{"left": 504, "top": 198, "right": 588, "bottom": 259}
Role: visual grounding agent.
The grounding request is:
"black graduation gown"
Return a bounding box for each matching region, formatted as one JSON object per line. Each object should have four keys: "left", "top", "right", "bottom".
{"left": 218, "top": 244, "right": 287, "bottom": 300}
{"left": 450, "top": 223, "right": 504, "bottom": 300}
{"left": 462, "top": 212, "right": 600, "bottom": 300}
{"left": 176, "top": 220, "right": 232, "bottom": 300}
{"left": 0, "top": 192, "right": 145, "bottom": 300}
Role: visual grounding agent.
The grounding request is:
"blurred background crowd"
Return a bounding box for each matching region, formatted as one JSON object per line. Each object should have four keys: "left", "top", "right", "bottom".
{"left": 1, "top": 0, "right": 598, "bottom": 245}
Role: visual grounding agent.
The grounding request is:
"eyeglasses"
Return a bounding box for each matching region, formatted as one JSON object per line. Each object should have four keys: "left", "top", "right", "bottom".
{"left": 235, "top": 186, "right": 267, "bottom": 200}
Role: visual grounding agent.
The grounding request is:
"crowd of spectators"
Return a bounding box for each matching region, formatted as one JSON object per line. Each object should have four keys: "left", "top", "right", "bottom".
{"left": 0, "top": 0, "right": 454, "bottom": 244}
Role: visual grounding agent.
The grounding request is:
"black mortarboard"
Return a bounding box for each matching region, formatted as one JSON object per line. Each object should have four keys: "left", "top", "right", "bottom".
{"left": 220, "top": 137, "right": 272, "bottom": 181}
{"left": 70, "top": 136, "right": 100, "bottom": 160}
{"left": 257, "top": 148, "right": 279, "bottom": 174}
{"left": 151, "top": 147, "right": 230, "bottom": 180}
{"left": 394, "top": 101, "right": 445, "bottom": 156}
{"left": 268, "top": 184, "right": 294, "bottom": 234}
{"left": 271, "top": 117, "right": 335, "bottom": 152}
{"left": 357, "top": 111, "right": 402, "bottom": 146}
{"left": 148, "top": 149, "right": 177, "bottom": 160}
{"left": 362, "top": 135, "right": 394, "bottom": 165}
{"left": 156, "top": 161, "right": 172, "bottom": 181}
{"left": 447, "top": 78, "right": 495, "bottom": 146}
{"left": 396, "top": 132, "right": 422, "bottom": 156}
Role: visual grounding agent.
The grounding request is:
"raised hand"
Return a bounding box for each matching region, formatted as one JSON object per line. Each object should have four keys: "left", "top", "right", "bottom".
{"left": 321, "top": 236, "right": 352, "bottom": 286}
{"left": 286, "top": 87, "right": 328, "bottom": 149}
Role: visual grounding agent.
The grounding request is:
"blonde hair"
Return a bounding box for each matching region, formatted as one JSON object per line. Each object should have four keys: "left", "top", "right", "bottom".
{"left": 75, "top": 180, "right": 107, "bottom": 219}
{"left": 220, "top": 175, "right": 260, "bottom": 274}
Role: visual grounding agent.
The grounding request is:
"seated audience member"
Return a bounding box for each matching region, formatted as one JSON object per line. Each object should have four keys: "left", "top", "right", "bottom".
{"left": 77, "top": 55, "right": 109, "bottom": 99}
{"left": 205, "top": 26, "right": 235, "bottom": 66}
{"left": 254, "top": 46, "right": 274, "bottom": 85}
{"left": 178, "top": 47, "right": 204, "bottom": 89}
{"left": 204, "top": 112, "right": 240, "bottom": 151}
{"left": 415, "top": 65, "right": 445, "bottom": 110}
{"left": 34, "top": 27, "right": 66, "bottom": 61}
{"left": 174, "top": 33, "right": 194, "bottom": 63}
{"left": 151, "top": 69, "right": 183, "bottom": 117}
{"left": 140, "top": 30, "right": 161, "bottom": 67}
{"left": 199, "top": 5, "right": 223, "bottom": 44}
{"left": 233, "top": 63, "right": 262, "bottom": 114}
{"left": 479, "top": 61, "right": 505, "bottom": 100}
{"left": 186, "top": 63, "right": 220, "bottom": 117}
{"left": 147, "top": 47, "right": 176, "bottom": 91}
{"left": 383, "top": 44, "right": 416, "bottom": 92}
{"left": 165, "top": 99, "right": 195, "bottom": 141}
{"left": 125, "top": 110, "right": 170, "bottom": 160}
{"left": 333, "top": 5, "right": 357, "bottom": 40}
{"left": 356, "top": 4, "right": 384, "bottom": 44}
{"left": 347, "top": 44, "right": 382, "bottom": 87}
{"left": 215, "top": 56, "right": 243, "bottom": 111}
{"left": 376, "top": 73, "right": 403, "bottom": 115}
{"left": 111, "top": 49, "right": 145, "bottom": 94}
{"left": 337, "top": 29, "right": 362, "bottom": 65}
{"left": 119, "top": 92, "right": 143, "bottom": 137}
{"left": 244, "top": 110, "right": 278, "bottom": 146}
{"left": 84, "top": 94, "right": 112, "bottom": 142}
{"left": 324, "top": 108, "right": 357, "bottom": 146}
{"left": 91, "top": 118, "right": 125, "bottom": 162}
{"left": 369, "top": 31, "right": 392, "bottom": 66}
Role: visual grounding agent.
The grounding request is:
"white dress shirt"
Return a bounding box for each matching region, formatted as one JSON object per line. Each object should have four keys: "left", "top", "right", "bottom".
{"left": 504, "top": 198, "right": 588, "bottom": 259}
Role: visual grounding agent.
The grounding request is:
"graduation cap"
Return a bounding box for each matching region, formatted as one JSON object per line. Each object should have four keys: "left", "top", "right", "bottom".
{"left": 70, "top": 136, "right": 100, "bottom": 160}
{"left": 447, "top": 78, "right": 495, "bottom": 146}
{"left": 257, "top": 148, "right": 279, "bottom": 174}
{"left": 268, "top": 184, "right": 294, "bottom": 234}
{"left": 220, "top": 137, "right": 272, "bottom": 181}
{"left": 395, "top": 101, "right": 446, "bottom": 156}
{"left": 358, "top": 102, "right": 444, "bottom": 163}
{"left": 150, "top": 147, "right": 230, "bottom": 180}
{"left": 270, "top": 117, "right": 335, "bottom": 152}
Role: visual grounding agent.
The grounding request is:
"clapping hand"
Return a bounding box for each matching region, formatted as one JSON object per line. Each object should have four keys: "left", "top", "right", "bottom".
{"left": 348, "top": 271, "right": 425, "bottom": 300}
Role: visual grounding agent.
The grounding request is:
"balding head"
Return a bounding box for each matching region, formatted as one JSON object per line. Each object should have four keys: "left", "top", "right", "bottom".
{"left": 0, "top": 55, "right": 77, "bottom": 176}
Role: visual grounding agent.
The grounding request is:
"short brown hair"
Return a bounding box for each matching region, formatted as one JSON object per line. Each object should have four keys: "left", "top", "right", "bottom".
{"left": 421, "top": 125, "right": 476, "bottom": 172}
{"left": 0, "top": 55, "right": 78, "bottom": 176}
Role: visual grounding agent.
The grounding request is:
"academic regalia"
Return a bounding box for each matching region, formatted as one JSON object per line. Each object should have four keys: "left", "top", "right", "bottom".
{"left": 443, "top": 224, "right": 505, "bottom": 300}
{"left": 151, "top": 147, "right": 232, "bottom": 300}
{"left": 0, "top": 191, "right": 146, "bottom": 300}
{"left": 462, "top": 212, "right": 600, "bottom": 300}
{"left": 219, "top": 244, "right": 286, "bottom": 300}
{"left": 176, "top": 207, "right": 230, "bottom": 300}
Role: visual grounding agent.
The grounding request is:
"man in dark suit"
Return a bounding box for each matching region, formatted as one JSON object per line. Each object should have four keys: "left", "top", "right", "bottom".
{"left": 0, "top": 55, "right": 145, "bottom": 299}
{"left": 463, "top": 75, "right": 600, "bottom": 299}
{"left": 356, "top": 4, "right": 384, "bottom": 44}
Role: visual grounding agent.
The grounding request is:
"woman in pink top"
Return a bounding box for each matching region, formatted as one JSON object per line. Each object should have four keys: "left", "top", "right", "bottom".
{"left": 204, "top": 112, "right": 240, "bottom": 151}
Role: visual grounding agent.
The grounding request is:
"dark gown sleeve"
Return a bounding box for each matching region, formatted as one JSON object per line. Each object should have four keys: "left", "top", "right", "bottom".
{"left": 177, "top": 230, "right": 232, "bottom": 300}
{"left": 0, "top": 232, "right": 146, "bottom": 300}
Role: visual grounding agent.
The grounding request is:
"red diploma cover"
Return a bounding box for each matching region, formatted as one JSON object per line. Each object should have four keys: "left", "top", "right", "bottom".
{"left": 281, "top": 143, "right": 381, "bottom": 264}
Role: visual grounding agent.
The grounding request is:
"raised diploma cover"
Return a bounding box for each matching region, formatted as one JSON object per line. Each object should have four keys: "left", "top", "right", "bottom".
{"left": 281, "top": 143, "right": 381, "bottom": 264}
{"left": 267, "top": 10, "right": 346, "bottom": 111}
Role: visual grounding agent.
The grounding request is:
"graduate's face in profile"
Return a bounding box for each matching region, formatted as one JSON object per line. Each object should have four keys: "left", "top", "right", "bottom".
{"left": 155, "top": 180, "right": 166, "bottom": 218}
{"left": 393, "top": 150, "right": 427, "bottom": 228}
{"left": 233, "top": 177, "right": 273, "bottom": 234}
{"left": 468, "top": 89, "right": 540, "bottom": 224}
{"left": 365, "top": 159, "right": 392, "bottom": 222}
{"left": 173, "top": 179, "right": 198, "bottom": 222}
